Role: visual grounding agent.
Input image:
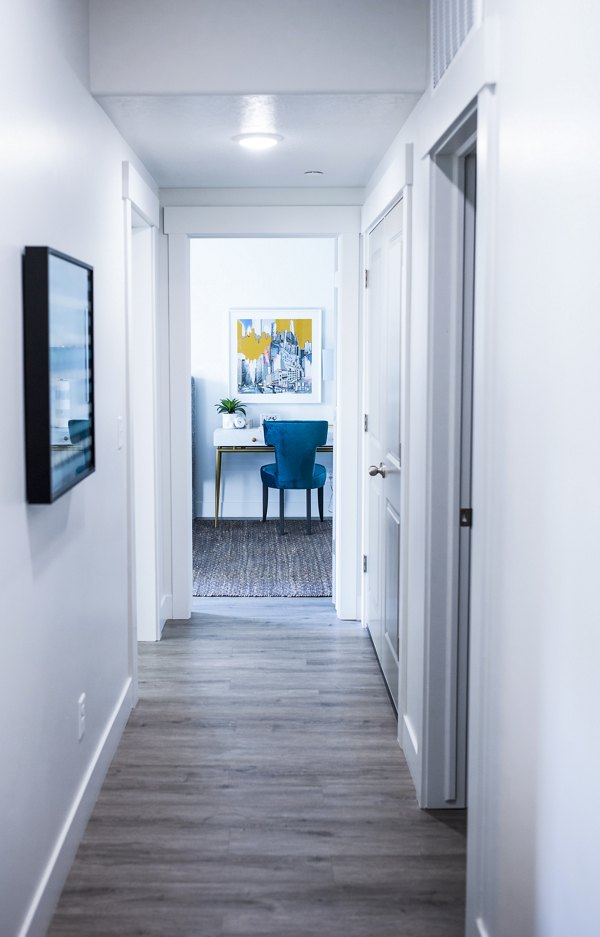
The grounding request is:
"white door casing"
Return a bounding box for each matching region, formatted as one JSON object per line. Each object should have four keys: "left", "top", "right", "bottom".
{"left": 130, "top": 222, "right": 161, "bottom": 642}
{"left": 122, "top": 162, "right": 161, "bottom": 665}
{"left": 163, "top": 206, "right": 361, "bottom": 622}
{"left": 421, "top": 107, "right": 477, "bottom": 809}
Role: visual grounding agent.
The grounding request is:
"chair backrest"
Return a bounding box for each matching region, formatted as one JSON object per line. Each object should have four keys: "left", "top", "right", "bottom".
{"left": 263, "top": 420, "right": 329, "bottom": 488}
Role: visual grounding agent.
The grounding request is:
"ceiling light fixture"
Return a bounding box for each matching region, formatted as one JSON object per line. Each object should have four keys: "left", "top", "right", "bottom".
{"left": 233, "top": 133, "right": 283, "bottom": 151}
{"left": 304, "top": 170, "right": 324, "bottom": 176}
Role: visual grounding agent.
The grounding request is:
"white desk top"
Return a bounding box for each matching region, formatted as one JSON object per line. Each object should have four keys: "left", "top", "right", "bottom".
{"left": 213, "top": 426, "right": 334, "bottom": 447}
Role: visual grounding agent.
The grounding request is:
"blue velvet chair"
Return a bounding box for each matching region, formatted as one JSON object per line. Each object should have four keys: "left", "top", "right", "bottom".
{"left": 261, "top": 420, "right": 328, "bottom": 534}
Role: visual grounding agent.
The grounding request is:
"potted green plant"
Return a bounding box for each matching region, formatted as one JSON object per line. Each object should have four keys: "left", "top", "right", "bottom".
{"left": 215, "top": 397, "right": 246, "bottom": 429}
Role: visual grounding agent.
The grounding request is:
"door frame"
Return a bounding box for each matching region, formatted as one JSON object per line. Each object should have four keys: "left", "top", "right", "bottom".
{"left": 163, "top": 205, "right": 361, "bottom": 622}
{"left": 122, "top": 163, "right": 161, "bottom": 672}
{"left": 421, "top": 104, "right": 478, "bottom": 809}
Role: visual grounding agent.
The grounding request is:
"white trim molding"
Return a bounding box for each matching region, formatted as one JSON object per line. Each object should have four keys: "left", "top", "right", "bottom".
{"left": 122, "top": 162, "right": 161, "bottom": 655}
{"left": 464, "top": 83, "right": 501, "bottom": 937}
{"left": 164, "top": 205, "right": 361, "bottom": 238}
{"left": 123, "top": 161, "right": 160, "bottom": 228}
{"left": 167, "top": 232, "right": 193, "bottom": 619}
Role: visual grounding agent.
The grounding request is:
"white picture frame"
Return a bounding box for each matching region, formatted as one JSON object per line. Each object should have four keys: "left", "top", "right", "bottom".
{"left": 230, "top": 307, "right": 322, "bottom": 404}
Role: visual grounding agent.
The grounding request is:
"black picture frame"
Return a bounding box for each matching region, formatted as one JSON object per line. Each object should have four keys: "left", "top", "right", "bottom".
{"left": 23, "top": 247, "right": 95, "bottom": 503}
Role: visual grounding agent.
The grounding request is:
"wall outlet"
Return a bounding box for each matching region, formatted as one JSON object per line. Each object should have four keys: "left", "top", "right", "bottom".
{"left": 77, "top": 692, "right": 86, "bottom": 741}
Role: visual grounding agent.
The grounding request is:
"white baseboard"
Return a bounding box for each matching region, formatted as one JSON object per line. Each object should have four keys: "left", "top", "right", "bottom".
{"left": 195, "top": 497, "right": 335, "bottom": 520}
{"left": 160, "top": 592, "right": 173, "bottom": 631}
{"left": 402, "top": 714, "right": 419, "bottom": 756}
{"left": 18, "top": 679, "right": 134, "bottom": 937}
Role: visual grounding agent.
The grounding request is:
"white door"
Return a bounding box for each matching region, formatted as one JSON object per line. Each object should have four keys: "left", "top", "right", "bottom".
{"left": 364, "top": 200, "right": 403, "bottom": 707}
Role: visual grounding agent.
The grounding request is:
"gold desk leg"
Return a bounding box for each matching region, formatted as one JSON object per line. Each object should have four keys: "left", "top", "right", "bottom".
{"left": 214, "top": 447, "right": 223, "bottom": 528}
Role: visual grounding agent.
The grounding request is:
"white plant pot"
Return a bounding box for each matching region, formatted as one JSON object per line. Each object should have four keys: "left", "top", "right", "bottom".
{"left": 222, "top": 414, "right": 236, "bottom": 429}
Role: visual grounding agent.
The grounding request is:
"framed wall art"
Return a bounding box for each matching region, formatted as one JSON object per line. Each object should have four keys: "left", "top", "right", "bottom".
{"left": 23, "top": 246, "right": 95, "bottom": 503}
{"left": 230, "top": 308, "right": 322, "bottom": 404}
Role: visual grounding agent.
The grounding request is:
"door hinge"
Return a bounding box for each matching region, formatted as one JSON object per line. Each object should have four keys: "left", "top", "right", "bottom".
{"left": 460, "top": 508, "right": 473, "bottom": 528}
{"left": 364, "top": 268, "right": 369, "bottom": 289}
{"left": 364, "top": 413, "right": 368, "bottom": 432}
{"left": 363, "top": 555, "right": 368, "bottom": 573}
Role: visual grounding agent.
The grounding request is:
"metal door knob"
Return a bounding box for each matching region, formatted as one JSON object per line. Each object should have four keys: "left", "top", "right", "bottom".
{"left": 368, "top": 463, "right": 386, "bottom": 478}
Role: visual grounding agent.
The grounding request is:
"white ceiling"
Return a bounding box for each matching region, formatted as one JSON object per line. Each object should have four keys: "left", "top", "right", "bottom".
{"left": 90, "top": 0, "right": 430, "bottom": 189}
{"left": 97, "top": 92, "right": 421, "bottom": 188}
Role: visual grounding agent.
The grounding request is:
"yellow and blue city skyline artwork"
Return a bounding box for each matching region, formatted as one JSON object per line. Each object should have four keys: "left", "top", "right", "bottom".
{"left": 235, "top": 317, "right": 313, "bottom": 396}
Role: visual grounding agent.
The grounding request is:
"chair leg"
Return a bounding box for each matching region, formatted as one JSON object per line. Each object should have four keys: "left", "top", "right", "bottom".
{"left": 279, "top": 489, "right": 285, "bottom": 535}
{"left": 306, "top": 489, "right": 312, "bottom": 535}
{"left": 318, "top": 486, "right": 324, "bottom": 521}
{"left": 262, "top": 484, "right": 268, "bottom": 522}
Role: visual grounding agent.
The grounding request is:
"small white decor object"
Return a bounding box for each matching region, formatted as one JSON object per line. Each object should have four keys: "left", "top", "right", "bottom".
{"left": 222, "top": 414, "right": 236, "bottom": 429}
{"left": 233, "top": 415, "right": 246, "bottom": 429}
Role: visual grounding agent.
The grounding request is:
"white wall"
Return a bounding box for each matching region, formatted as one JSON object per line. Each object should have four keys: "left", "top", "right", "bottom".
{"left": 190, "top": 238, "right": 335, "bottom": 519}
{"left": 89, "top": 0, "right": 428, "bottom": 95}
{"left": 363, "top": 3, "right": 600, "bottom": 936}
{"left": 161, "top": 187, "right": 365, "bottom": 208}
{"left": 0, "top": 2, "right": 156, "bottom": 934}
{"left": 467, "top": 3, "right": 600, "bottom": 936}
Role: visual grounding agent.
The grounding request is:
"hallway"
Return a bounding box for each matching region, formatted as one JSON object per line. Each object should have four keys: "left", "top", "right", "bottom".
{"left": 49, "top": 599, "right": 466, "bottom": 936}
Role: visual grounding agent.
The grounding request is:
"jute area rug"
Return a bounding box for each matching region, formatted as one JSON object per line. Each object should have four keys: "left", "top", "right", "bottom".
{"left": 192, "top": 518, "right": 333, "bottom": 597}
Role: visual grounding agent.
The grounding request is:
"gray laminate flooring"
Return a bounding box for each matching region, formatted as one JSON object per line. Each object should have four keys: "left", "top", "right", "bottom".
{"left": 49, "top": 598, "right": 466, "bottom": 937}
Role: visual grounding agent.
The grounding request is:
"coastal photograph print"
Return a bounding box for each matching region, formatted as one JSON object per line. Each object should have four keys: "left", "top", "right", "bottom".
{"left": 230, "top": 308, "right": 322, "bottom": 403}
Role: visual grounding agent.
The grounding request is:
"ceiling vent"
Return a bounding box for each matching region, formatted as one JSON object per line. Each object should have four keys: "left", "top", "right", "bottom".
{"left": 431, "top": 0, "right": 475, "bottom": 88}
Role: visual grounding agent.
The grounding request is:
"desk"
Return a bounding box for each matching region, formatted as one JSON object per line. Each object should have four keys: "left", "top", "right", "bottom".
{"left": 213, "top": 427, "right": 334, "bottom": 527}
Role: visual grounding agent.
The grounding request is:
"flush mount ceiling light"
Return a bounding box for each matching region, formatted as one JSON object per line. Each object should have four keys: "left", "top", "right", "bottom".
{"left": 304, "top": 170, "right": 324, "bottom": 176}
{"left": 233, "top": 133, "right": 283, "bottom": 151}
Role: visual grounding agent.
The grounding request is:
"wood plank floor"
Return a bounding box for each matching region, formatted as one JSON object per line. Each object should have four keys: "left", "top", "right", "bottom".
{"left": 49, "top": 598, "right": 466, "bottom": 937}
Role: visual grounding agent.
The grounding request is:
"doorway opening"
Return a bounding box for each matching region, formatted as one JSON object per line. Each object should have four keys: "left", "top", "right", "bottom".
{"left": 189, "top": 237, "right": 336, "bottom": 600}
{"left": 122, "top": 164, "right": 161, "bottom": 664}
